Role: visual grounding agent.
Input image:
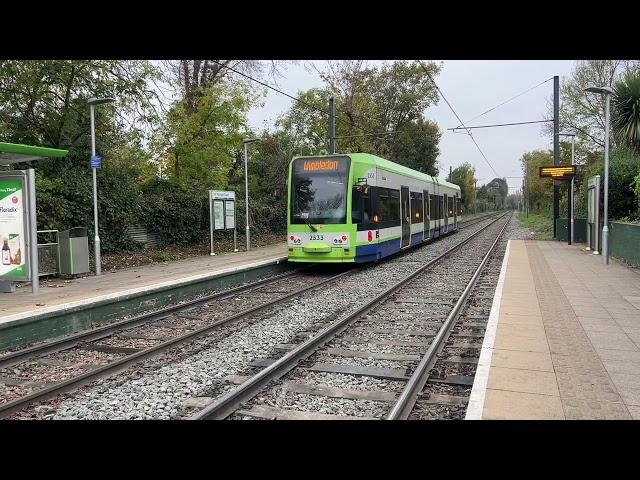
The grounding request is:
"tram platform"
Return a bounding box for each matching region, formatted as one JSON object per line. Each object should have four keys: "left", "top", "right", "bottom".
{"left": 467, "top": 240, "right": 640, "bottom": 420}
{"left": 0, "top": 243, "right": 288, "bottom": 350}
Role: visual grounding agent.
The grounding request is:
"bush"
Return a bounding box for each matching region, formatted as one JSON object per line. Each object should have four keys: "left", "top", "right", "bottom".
{"left": 576, "top": 148, "right": 640, "bottom": 221}
{"left": 36, "top": 159, "right": 143, "bottom": 254}
{"left": 140, "top": 179, "right": 208, "bottom": 246}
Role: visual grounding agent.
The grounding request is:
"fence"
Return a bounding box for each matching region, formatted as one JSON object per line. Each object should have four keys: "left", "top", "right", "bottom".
{"left": 610, "top": 221, "right": 640, "bottom": 267}
{"left": 555, "top": 219, "right": 640, "bottom": 267}
{"left": 37, "top": 230, "right": 59, "bottom": 277}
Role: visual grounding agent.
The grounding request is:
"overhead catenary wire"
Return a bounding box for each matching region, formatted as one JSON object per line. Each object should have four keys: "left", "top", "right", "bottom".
{"left": 454, "top": 77, "right": 553, "bottom": 129}
{"left": 448, "top": 119, "right": 553, "bottom": 131}
{"left": 211, "top": 60, "right": 394, "bottom": 141}
{"left": 418, "top": 61, "right": 501, "bottom": 179}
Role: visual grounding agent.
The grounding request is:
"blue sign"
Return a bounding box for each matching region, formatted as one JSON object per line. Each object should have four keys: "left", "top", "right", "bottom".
{"left": 91, "top": 155, "right": 102, "bottom": 169}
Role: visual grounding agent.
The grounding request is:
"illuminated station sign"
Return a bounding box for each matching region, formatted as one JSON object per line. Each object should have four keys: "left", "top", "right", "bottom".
{"left": 539, "top": 165, "right": 576, "bottom": 180}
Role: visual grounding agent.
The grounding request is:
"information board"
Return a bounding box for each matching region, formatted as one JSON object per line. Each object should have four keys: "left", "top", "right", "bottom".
{"left": 213, "top": 200, "right": 225, "bottom": 230}
{"left": 225, "top": 200, "right": 235, "bottom": 229}
{"left": 539, "top": 165, "right": 576, "bottom": 180}
{"left": 0, "top": 172, "right": 29, "bottom": 281}
{"left": 209, "top": 190, "right": 236, "bottom": 230}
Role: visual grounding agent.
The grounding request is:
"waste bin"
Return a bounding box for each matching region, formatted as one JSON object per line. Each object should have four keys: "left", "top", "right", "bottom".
{"left": 58, "top": 227, "right": 89, "bottom": 275}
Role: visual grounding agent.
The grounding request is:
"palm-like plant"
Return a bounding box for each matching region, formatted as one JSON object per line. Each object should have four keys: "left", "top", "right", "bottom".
{"left": 613, "top": 72, "right": 640, "bottom": 150}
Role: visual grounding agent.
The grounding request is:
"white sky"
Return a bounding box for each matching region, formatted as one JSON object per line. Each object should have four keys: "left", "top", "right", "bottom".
{"left": 246, "top": 60, "right": 575, "bottom": 192}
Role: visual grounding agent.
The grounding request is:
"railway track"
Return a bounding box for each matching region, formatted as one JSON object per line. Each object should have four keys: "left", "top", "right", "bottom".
{"left": 0, "top": 267, "right": 355, "bottom": 418}
{"left": 0, "top": 211, "right": 502, "bottom": 420}
{"left": 189, "top": 213, "right": 510, "bottom": 420}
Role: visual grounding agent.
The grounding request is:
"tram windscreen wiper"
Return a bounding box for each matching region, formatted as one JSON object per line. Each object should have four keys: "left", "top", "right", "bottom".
{"left": 293, "top": 192, "right": 318, "bottom": 232}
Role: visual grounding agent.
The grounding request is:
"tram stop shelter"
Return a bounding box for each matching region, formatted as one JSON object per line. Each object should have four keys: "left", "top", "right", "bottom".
{"left": 0, "top": 142, "right": 68, "bottom": 294}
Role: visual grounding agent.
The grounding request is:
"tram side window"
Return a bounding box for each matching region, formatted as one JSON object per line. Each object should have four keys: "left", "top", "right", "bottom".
{"left": 352, "top": 186, "right": 374, "bottom": 226}
{"left": 448, "top": 196, "right": 454, "bottom": 217}
{"left": 410, "top": 192, "right": 423, "bottom": 224}
{"left": 377, "top": 188, "right": 400, "bottom": 228}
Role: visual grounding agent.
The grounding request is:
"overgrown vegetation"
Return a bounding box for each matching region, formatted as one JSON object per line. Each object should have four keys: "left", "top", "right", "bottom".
{"left": 517, "top": 212, "right": 553, "bottom": 240}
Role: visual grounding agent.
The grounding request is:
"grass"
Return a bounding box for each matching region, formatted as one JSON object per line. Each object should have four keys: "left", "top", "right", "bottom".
{"left": 517, "top": 212, "right": 554, "bottom": 240}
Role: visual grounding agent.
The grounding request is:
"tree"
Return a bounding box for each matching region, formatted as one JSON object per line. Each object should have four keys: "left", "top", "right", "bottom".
{"left": 545, "top": 60, "right": 640, "bottom": 150}
{"left": 0, "top": 60, "right": 166, "bottom": 253}
{"left": 486, "top": 177, "right": 509, "bottom": 208}
{"left": 521, "top": 150, "right": 554, "bottom": 214}
{"left": 613, "top": 71, "right": 640, "bottom": 151}
{"left": 505, "top": 193, "right": 520, "bottom": 210}
{"left": 312, "top": 61, "right": 441, "bottom": 152}
{"left": 276, "top": 61, "right": 442, "bottom": 170}
{"left": 275, "top": 88, "right": 332, "bottom": 155}
{"left": 388, "top": 118, "right": 440, "bottom": 175}
{"left": 449, "top": 162, "right": 476, "bottom": 211}
{"left": 154, "top": 83, "right": 255, "bottom": 190}
{"left": 163, "top": 60, "right": 289, "bottom": 114}
{"left": 0, "top": 60, "right": 163, "bottom": 151}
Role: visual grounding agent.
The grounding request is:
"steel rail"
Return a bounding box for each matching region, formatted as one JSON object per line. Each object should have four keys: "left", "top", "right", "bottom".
{"left": 386, "top": 213, "right": 511, "bottom": 420}
{"left": 190, "top": 213, "right": 508, "bottom": 420}
{"left": 0, "top": 268, "right": 356, "bottom": 419}
{"left": 0, "top": 210, "right": 501, "bottom": 419}
{"left": 0, "top": 267, "right": 311, "bottom": 370}
{"left": 0, "top": 211, "right": 497, "bottom": 369}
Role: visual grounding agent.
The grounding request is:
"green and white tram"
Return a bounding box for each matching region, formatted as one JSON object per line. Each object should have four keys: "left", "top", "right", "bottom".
{"left": 287, "top": 153, "right": 461, "bottom": 263}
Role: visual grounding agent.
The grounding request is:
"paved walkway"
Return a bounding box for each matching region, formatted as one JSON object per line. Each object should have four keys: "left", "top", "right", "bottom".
{"left": 467, "top": 240, "right": 640, "bottom": 420}
{"left": 0, "top": 243, "right": 287, "bottom": 326}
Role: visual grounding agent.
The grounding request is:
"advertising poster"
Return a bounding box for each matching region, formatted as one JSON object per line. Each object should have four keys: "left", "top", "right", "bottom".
{"left": 0, "top": 174, "right": 28, "bottom": 280}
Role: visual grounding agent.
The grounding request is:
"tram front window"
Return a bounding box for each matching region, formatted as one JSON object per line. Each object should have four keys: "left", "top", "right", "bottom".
{"left": 291, "top": 157, "right": 350, "bottom": 224}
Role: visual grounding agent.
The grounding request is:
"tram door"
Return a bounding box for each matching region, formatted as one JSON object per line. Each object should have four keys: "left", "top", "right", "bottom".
{"left": 454, "top": 194, "right": 458, "bottom": 229}
{"left": 423, "top": 189, "right": 430, "bottom": 240}
{"left": 401, "top": 186, "right": 410, "bottom": 248}
{"left": 443, "top": 194, "right": 449, "bottom": 233}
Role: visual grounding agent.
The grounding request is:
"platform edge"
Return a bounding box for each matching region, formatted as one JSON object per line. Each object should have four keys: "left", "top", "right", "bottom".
{"left": 465, "top": 239, "right": 512, "bottom": 420}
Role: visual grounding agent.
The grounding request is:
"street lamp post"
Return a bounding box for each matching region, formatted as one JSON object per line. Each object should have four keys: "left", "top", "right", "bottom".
{"left": 558, "top": 131, "right": 576, "bottom": 244}
{"left": 87, "top": 96, "right": 116, "bottom": 276}
{"left": 243, "top": 138, "right": 259, "bottom": 252}
{"left": 584, "top": 86, "right": 614, "bottom": 265}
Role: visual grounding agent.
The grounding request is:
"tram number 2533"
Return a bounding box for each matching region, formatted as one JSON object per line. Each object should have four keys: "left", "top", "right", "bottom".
{"left": 309, "top": 234, "right": 324, "bottom": 241}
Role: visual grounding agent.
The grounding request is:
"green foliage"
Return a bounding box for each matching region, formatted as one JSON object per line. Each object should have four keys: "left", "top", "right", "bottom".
{"left": 140, "top": 179, "right": 207, "bottom": 246}
{"left": 505, "top": 193, "right": 520, "bottom": 210}
{"left": 0, "top": 60, "right": 162, "bottom": 149}
{"left": 388, "top": 118, "right": 440, "bottom": 175}
{"left": 275, "top": 88, "right": 331, "bottom": 154}
{"left": 576, "top": 148, "right": 640, "bottom": 220}
{"left": 613, "top": 71, "right": 640, "bottom": 151}
{"left": 517, "top": 212, "right": 553, "bottom": 240}
{"left": 521, "top": 150, "right": 554, "bottom": 214}
{"left": 157, "top": 83, "right": 255, "bottom": 191}
{"left": 484, "top": 178, "right": 509, "bottom": 208}
{"left": 35, "top": 158, "right": 145, "bottom": 253}
{"left": 278, "top": 61, "right": 442, "bottom": 175}
{"left": 604, "top": 149, "right": 640, "bottom": 219}
{"left": 449, "top": 162, "right": 476, "bottom": 211}
{"left": 546, "top": 60, "right": 640, "bottom": 150}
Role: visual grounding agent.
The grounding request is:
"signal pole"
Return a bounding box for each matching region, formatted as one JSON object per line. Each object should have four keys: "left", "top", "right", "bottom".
{"left": 474, "top": 178, "right": 477, "bottom": 214}
{"left": 553, "top": 75, "right": 560, "bottom": 237}
{"left": 328, "top": 97, "right": 336, "bottom": 154}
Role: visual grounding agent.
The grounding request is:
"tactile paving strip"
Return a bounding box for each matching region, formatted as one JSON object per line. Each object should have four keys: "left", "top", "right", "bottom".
{"left": 527, "top": 242, "right": 631, "bottom": 419}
